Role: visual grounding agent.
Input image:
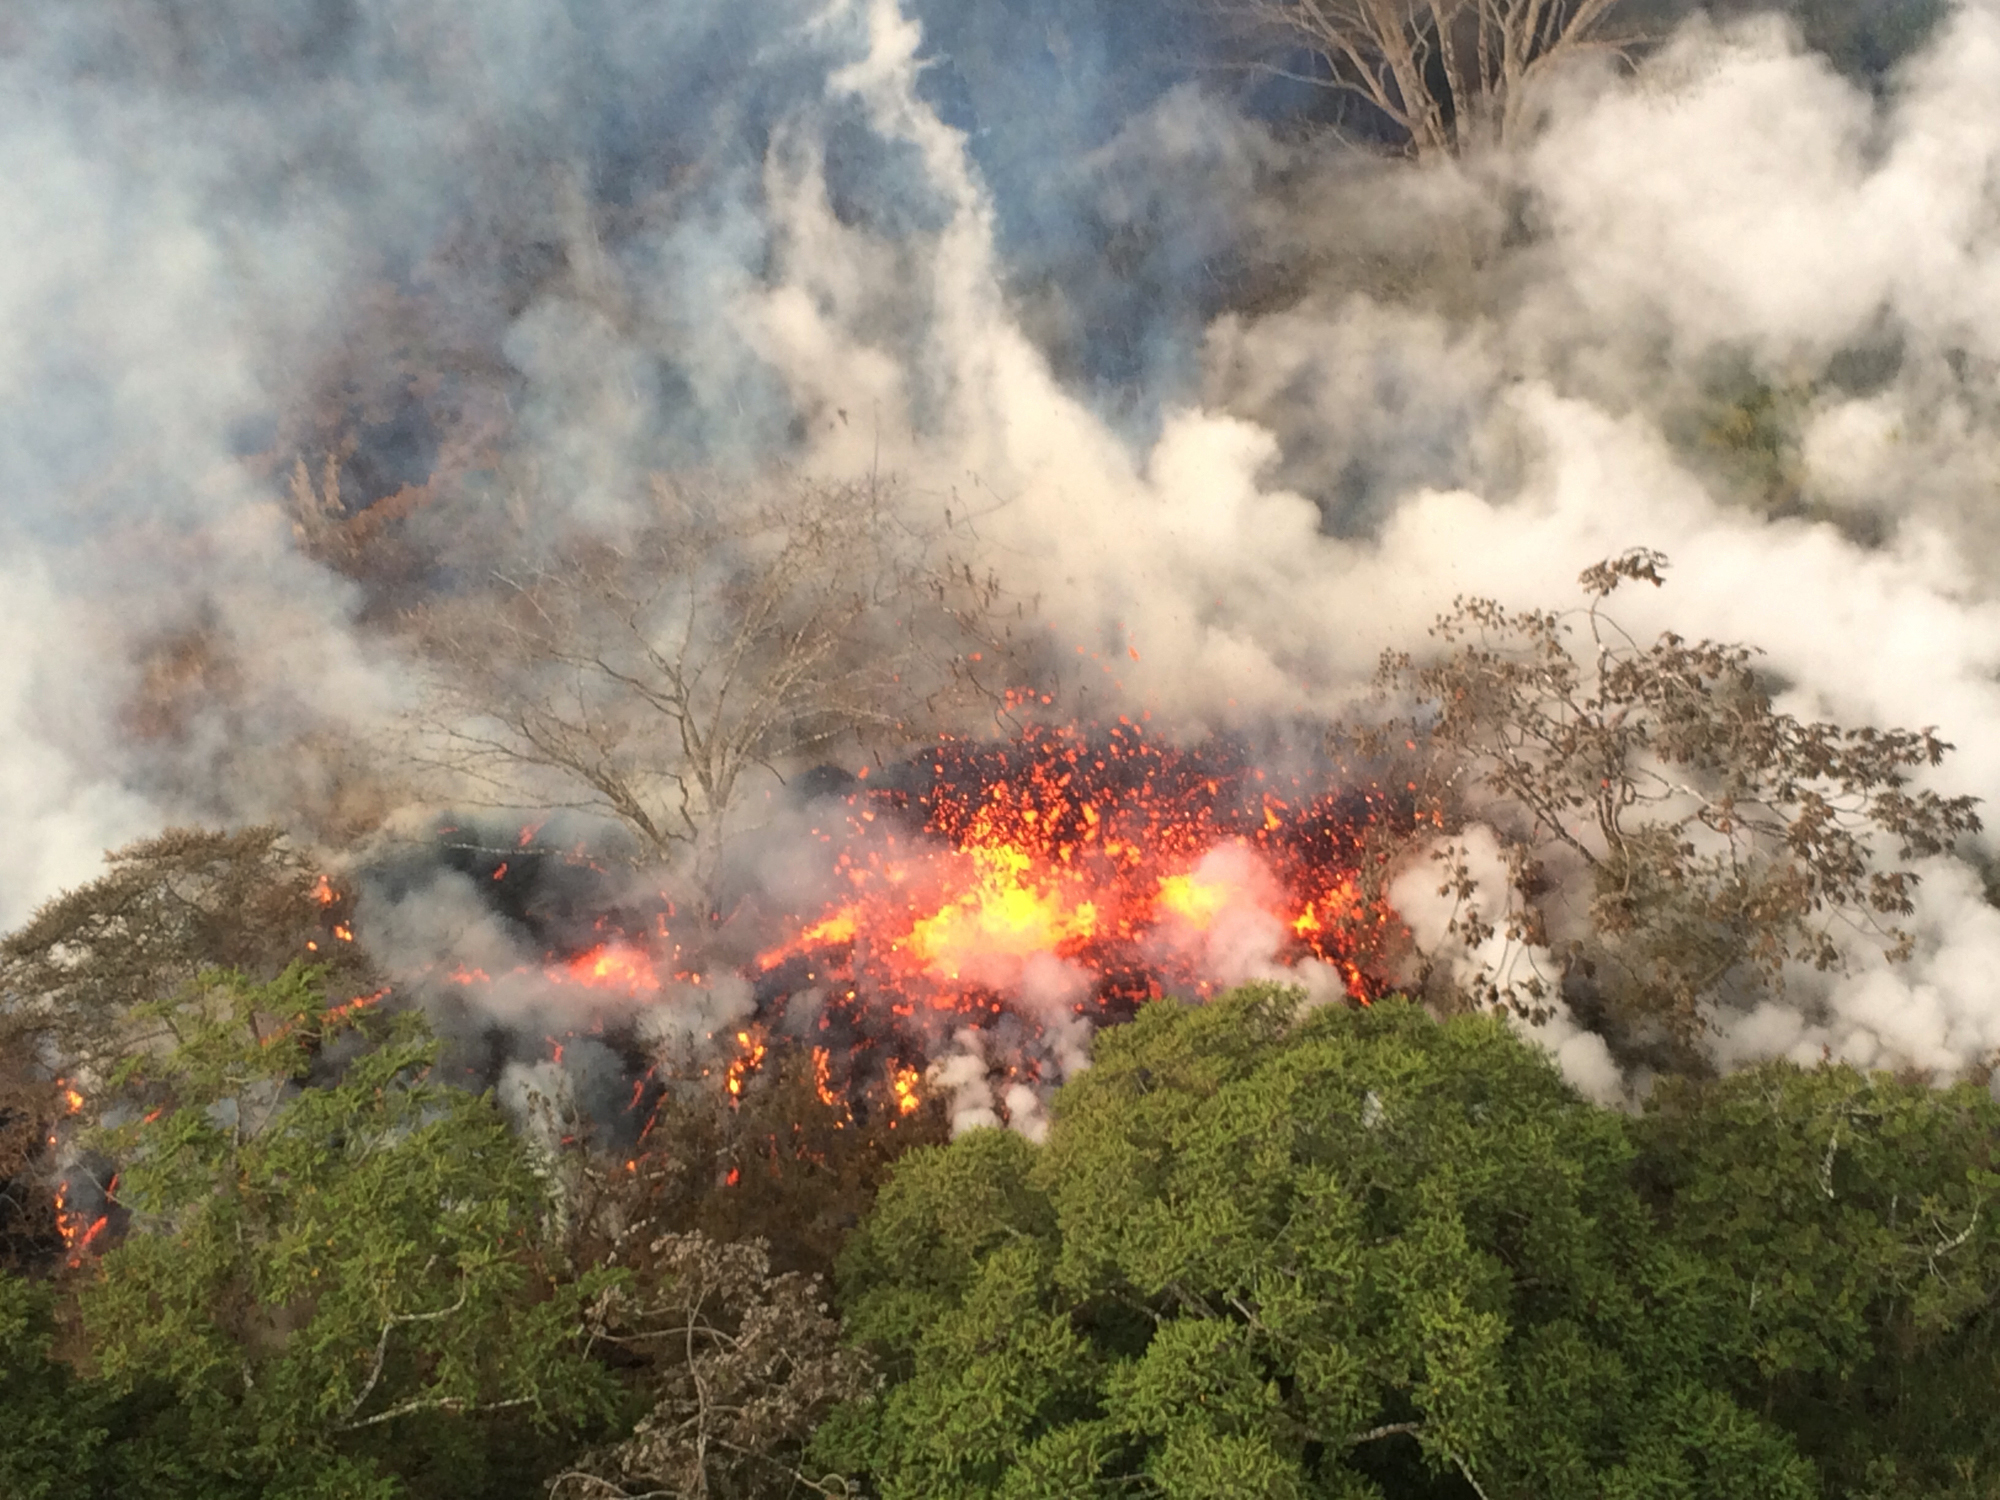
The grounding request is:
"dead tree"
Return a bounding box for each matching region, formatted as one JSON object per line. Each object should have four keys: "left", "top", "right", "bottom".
{"left": 552, "top": 1232, "right": 872, "bottom": 1500}
{"left": 1215, "top": 0, "right": 1632, "bottom": 157}
{"left": 408, "top": 476, "right": 1027, "bottom": 877}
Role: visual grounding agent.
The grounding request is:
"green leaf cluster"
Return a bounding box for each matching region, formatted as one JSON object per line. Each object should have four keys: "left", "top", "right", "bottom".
{"left": 821, "top": 985, "right": 2000, "bottom": 1500}
{"left": 1637, "top": 1063, "right": 2000, "bottom": 1497}
{"left": 3, "top": 966, "right": 620, "bottom": 1500}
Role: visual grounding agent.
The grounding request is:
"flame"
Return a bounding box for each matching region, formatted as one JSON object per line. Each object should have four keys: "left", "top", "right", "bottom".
{"left": 325, "top": 987, "right": 390, "bottom": 1025}
{"left": 812, "top": 1046, "right": 842, "bottom": 1110}
{"left": 557, "top": 942, "right": 661, "bottom": 995}
{"left": 802, "top": 911, "right": 857, "bottom": 946}
{"left": 311, "top": 873, "right": 337, "bottom": 906}
{"left": 725, "top": 1030, "right": 767, "bottom": 1099}
{"left": 755, "top": 724, "right": 1401, "bottom": 1016}
{"left": 1155, "top": 870, "right": 1233, "bottom": 930}
{"left": 54, "top": 1169, "right": 113, "bottom": 1267}
{"left": 901, "top": 843, "right": 1098, "bottom": 979}
{"left": 891, "top": 1065, "right": 921, "bottom": 1115}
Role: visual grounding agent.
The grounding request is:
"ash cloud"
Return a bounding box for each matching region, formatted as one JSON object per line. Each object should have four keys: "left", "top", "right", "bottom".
{"left": 5, "top": 0, "right": 2000, "bottom": 1092}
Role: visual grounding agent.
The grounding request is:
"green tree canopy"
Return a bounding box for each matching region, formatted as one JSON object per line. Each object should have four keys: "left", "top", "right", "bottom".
{"left": 819, "top": 985, "right": 2000, "bottom": 1500}
{"left": 818, "top": 985, "right": 1819, "bottom": 1499}
{"left": 40, "top": 966, "right": 620, "bottom": 1500}
{"left": 1634, "top": 1062, "right": 2000, "bottom": 1498}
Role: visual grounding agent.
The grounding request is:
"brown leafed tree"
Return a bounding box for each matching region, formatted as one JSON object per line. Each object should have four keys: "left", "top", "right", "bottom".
{"left": 539, "top": 1039, "right": 947, "bottom": 1287}
{"left": 552, "top": 1232, "right": 874, "bottom": 1500}
{"left": 1344, "top": 550, "right": 1983, "bottom": 1048}
{"left": 0, "top": 825, "right": 367, "bottom": 1076}
{"left": 1214, "top": 0, "right": 1632, "bottom": 157}
{"left": 409, "top": 476, "right": 1028, "bottom": 881}
{"left": 0, "top": 1056, "right": 61, "bottom": 1273}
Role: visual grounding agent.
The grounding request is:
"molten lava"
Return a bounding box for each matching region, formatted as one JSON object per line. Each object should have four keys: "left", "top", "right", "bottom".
{"left": 557, "top": 942, "right": 662, "bottom": 996}
{"left": 422, "top": 723, "right": 1406, "bottom": 1133}
{"left": 754, "top": 722, "right": 1403, "bottom": 1030}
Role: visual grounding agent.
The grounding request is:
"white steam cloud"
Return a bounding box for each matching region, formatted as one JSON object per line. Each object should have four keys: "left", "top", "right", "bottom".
{"left": 7, "top": 0, "right": 2000, "bottom": 1094}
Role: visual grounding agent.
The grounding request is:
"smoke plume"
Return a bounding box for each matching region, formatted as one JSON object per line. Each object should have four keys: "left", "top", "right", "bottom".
{"left": 6, "top": 0, "right": 1999, "bottom": 1101}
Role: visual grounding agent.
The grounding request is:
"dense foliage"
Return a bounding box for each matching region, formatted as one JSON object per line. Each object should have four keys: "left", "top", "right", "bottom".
{"left": 820, "top": 987, "right": 2000, "bottom": 1500}
{"left": 6, "top": 943, "right": 2000, "bottom": 1497}
{"left": 5, "top": 967, "right": 619, "bottom": 1499}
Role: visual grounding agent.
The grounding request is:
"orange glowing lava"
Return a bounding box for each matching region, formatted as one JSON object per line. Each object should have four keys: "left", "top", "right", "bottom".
{"left": 434, "top": 724, "right": 1405, "bottom": 1131}
{"left": 753, "top": 723, "right": 1403, "bottom": 1025}
{"left": 557, "top": 942, "right": 662, "bottom": 995}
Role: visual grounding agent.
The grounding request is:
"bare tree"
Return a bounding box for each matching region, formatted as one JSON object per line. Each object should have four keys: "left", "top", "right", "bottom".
{"left": 1342, "top": 551, "right": 1983, "bottom": 1048}
{"left": 553, "top": 1232, "right": 873, "bottom": 1500}
{"left": 408, "top": 476, "right": 1027, "bottom": 878}
{"left": 1214, "top": 0, "right": 1632, "bottom": 157}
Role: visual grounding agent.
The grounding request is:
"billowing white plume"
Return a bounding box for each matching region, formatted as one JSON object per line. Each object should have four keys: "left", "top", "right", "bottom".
{"left": 5, "top": 0, "right": 1998, "bottom": 1095}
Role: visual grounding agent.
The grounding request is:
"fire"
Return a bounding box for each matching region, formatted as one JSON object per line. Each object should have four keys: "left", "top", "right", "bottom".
{"left": 1155, "top": 870, "right": 1233, "bottom": 930}
{"left": 557, "top": 942, "right": 661, "bottom": 995}
{"left": 311, "top": 873, "right": 337, "bottom": 906}
{"left": 812, "top": 1046, "right": 843, "bottom": 1111}
{"left": 754, "top": 723, "right": 1403, "bottom": 1028}
{"left": 429, "top": 723, "right": 1405, "bottom": 1132}
{"left": 900, "top": 842, "right": 1099, "bottom": 979}
{"left": 725, "top": 1030, "right": 767, "bottom": 1099}
{"left": 325, "top": 987, "right": 390, "bottom": 1025}
{"left": 799, "top": 911, "right": 857, "bottom": 947}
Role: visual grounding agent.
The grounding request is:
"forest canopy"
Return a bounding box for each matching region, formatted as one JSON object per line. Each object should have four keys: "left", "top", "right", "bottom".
{"left": 10, "top": 977, "right": 2000, "bottom": 1497}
